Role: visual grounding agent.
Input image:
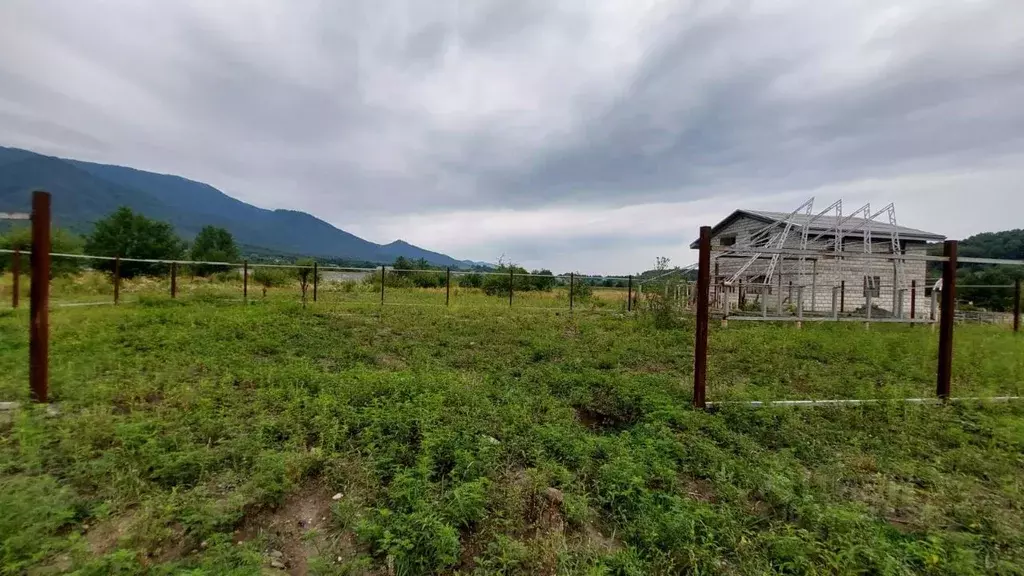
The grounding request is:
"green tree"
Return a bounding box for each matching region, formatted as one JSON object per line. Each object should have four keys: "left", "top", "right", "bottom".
{"left": 190, "top": 226, "right": 240, "bottom": 276}
{"left": 84, "top": 207, "right": 186, "bottom": 278}
{"left": 0, "top": 227, "right": 85, "bottom": 278}
{"left": 295, "top": 258, "right": 320, "bottom": 304}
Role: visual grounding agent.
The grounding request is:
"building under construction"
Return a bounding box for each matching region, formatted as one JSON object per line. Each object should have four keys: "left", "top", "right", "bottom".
{"left": 689, "top": 200, "right": 946, "bottom": 317}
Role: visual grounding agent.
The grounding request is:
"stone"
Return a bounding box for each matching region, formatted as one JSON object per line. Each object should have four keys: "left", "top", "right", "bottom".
{"left": 332, "top": 493, "right": 343, "bottom": 500}
{"left": 270, "top": 559, "right": 286, "bottom": 569}
{"left": 545, "top": 487, "right": 564, "bottom": 505}
{"left": 270, "top": 550, "right": 283, "bottom": 559}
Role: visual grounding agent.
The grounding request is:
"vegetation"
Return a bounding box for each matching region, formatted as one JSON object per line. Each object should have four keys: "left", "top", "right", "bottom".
{"left": 0, "top": 277, "right": 1023, "bottom": 574}
{"left": 482, "top": 262, "right": 559, "bottom": 296}
{"left": 190, "top": 226, "right": 240, "bottom": 276}
{"left": 924, "top": 230, "right": 1024, "bottom": 312}
{"left": 295, "top": 258, "right": 319, "bottom": 304}
{"left": 0, "top": 227, "right": 85, "bottom": 278}
{"left": 84, "top": 207, "right": 186, "bottom": 278}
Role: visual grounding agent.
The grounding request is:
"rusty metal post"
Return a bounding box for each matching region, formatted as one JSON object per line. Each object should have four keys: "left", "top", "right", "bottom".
{"left": 313, "top": 262, "right": 318, "bottom": 303}
{"left": 509, "top": 268, "right": 514, "bottom": 307}
{"left": 693, "top": 226, "right": 711, "bottom": 409}
{"left": 29, "top": 191, "right": 50, "bottom": 403}
{"left": 910, "top": 280, "right": 917, "bottom": 320}
{"left": 569, "top": 272, "right": 574, "bottom": 311}
{"left": 243, "top": 261, "right": 248, "bottom": 301}
{"left": 380, "top": 265, "right": 385, "bottom": 305}
{"left": 937, "top": 240, "right": 958, "bottom": 399}
{"left": 627, "top": 275, "right": 633, "bottom": 312}
{"left": 170, "top": 262, "right": 177, "bottom": 298}
{"left": 113, "top": 256, "right": 121, "bottom": 305}
{"left": 1014, "top": 278, "right": 1020, "bottom": 333}
{"left": 840, "top": 280, "right": 846, "bottom": 314}
{"left": 446, "top": 267, "right": 450, "bottom": 306}
{"left": 12, "top": 248, "right": 20, "bottom": 308}
{"left": 777, "top": 270, "right": 783, "bottom": 314}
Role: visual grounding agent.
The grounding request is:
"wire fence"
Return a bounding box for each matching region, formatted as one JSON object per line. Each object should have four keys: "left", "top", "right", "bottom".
{"left": 0, "top": 249, "right": 643, "bottom": 313}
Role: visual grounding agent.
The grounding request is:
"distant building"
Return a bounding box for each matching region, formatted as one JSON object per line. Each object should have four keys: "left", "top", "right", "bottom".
{"left": 690, "top": 208, "right": 946, "bottom": 315}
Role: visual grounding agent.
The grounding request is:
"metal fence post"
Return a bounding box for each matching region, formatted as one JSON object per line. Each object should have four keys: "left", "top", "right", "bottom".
{"left": 811, "top": 260, "right": 817, "bottom": 313}
{"left": 866, "top": 283, "right": 873, "bottom": 322}
{"left": 569, "top": 272, "right": 574, "bottom": 311}
{"left": 840, "top": 280, "right": 846, "bottom": 314}
{"left": 721, "top": 284, "right": 730, "bottom": 327}
{"left": 313, "top": 262, "right": 318, "bottom": 303}
{"left": 627, "top": 275, "right": 633, "bottom": 312}
{"left": 797, "top": 285, "right": 804, "bottom": 328}
{"left": 937, "top": 240, "right": 958, "bottom": 399}
{"left": 170, "top": 262, "right": 177, "bottom": 298}
{"left": 693, "top": 226, "right": 711, "bottom": 409}
{"left": 777, "top": 271, "right": 783, "bottom": 314}
{"left": 1014, "top": 278, "right": 1021, "bottom": 333}
{"left": 12, "top": 248, "right": 20, "bottom": 309}
{"left": 114, "top": 256, "right": 121, "bottom": 305}
{"left": 911, "top": 280, "right": 917, "bottom": 320}
{"left": 509, "top": 268, "right": 514, "bottom": 307}
{"left": 243, "top": 261, "right": 248, "bottom": 301}
{"left": 446, "top": 267, "right": 451, "bottom": 306}
{"left": 380, "top": 265, "right": 385, "bottom": 305}
{"left": 29, "top": 191, "right": 50, "bottom": 403}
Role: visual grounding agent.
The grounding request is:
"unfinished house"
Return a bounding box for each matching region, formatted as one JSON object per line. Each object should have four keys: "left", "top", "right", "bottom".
{"left": 689, "top": 201, "right": 946, "bottom": 318}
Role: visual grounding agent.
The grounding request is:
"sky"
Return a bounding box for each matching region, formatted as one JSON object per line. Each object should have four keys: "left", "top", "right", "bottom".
{"left": 2, "top": 0, "right": 1023, "bottom": 274}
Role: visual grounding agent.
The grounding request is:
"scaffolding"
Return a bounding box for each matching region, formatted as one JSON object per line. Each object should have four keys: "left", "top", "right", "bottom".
{"left": 712, "top": 198, "right": 928, "bottom": 323}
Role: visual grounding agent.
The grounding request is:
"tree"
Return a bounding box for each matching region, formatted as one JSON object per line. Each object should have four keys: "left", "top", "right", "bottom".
{"left": 0, "top": 227, "right": 85, "bottom": 278}
{"left": 190, "top": 226, "right": 240, "bottom": 276}
{"left": 296, "top": 258, "right": 319, "bottom": 305}
{"left": 84, "top": 207, "right": 186, "bottom": 278}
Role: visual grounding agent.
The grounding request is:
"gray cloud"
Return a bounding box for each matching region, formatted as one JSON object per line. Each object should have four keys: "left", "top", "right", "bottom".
{"left": 2, "top": 0, "right": 1023, "bottom": 272}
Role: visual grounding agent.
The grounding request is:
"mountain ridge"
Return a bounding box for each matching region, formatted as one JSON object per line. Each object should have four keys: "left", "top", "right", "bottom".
{"left": 0, "top": 146, "right": 467, "bottom": 266}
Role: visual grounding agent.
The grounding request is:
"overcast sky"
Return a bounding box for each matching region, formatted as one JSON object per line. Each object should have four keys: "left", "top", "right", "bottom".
{"left": 2, "top": 0, "right": 1023, "bottom": 273}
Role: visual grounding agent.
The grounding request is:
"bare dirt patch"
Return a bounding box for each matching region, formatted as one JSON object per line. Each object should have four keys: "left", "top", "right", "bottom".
{"left": 234, "top": 482, "right": 359, "bottom": 575}
{"left": 682, "top": 477, "right": 717, "bottom": 503}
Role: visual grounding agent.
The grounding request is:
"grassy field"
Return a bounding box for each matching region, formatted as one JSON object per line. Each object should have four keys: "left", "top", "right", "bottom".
{"left": 1, "top": 282, "right": 1023, "bottom": 575}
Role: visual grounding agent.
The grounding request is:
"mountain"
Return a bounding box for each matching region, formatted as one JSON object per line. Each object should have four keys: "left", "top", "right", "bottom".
{"left": 0, "top": 146, "right": 465, "bottom": 266}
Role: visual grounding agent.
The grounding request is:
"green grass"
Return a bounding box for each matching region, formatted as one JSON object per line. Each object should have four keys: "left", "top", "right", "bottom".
{"left": 1, "top": 286, "right": 1023, "bottom": 574}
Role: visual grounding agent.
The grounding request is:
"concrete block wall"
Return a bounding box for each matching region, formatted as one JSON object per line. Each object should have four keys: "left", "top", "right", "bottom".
{"left": 712, "top": 216, "right": 932, "bottom": 317}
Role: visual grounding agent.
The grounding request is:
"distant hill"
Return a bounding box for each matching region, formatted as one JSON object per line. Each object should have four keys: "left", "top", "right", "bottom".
{"left": 0, "top": 146, "right": 466, "bottom": 267}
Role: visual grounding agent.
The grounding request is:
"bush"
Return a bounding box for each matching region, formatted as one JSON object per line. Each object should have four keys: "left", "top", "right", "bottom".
{"left": 483, "top": 265, "right": 532, "bottom": 297}
{"left": 458, "top": 273, "right": 483, "bottom": 288}
{"left": 569, "top": 273, "right": 593, "bottom": 301}
{"left": 355, "top": 509, "right": 460, "bottom": 573}
{"left": 251, "top": 267, "right": 291, "bottom": 288}
{"left": 0, "top": 227, "right": 85, "bottom": 278}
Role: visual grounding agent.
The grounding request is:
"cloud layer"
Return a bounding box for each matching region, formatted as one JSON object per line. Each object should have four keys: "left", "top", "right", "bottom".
{"left": 3, "top": 0, "right": 1023, "bottom": 272}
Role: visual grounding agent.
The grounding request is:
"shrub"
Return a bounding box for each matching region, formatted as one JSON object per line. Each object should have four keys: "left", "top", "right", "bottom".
{"left": 569, "top": 273, "right": 593, "bottom": 301}
{"left": 458, "top": 273, "right": 483, "bottom": 288}
{"left": 251, "top": 267, "right": 291, "bottom": 288}
{"left": 0, "top": 227, "right": 85, "bottom": 278}
{"left": 355, "top": 509, "right": 460, "bottom": 573}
